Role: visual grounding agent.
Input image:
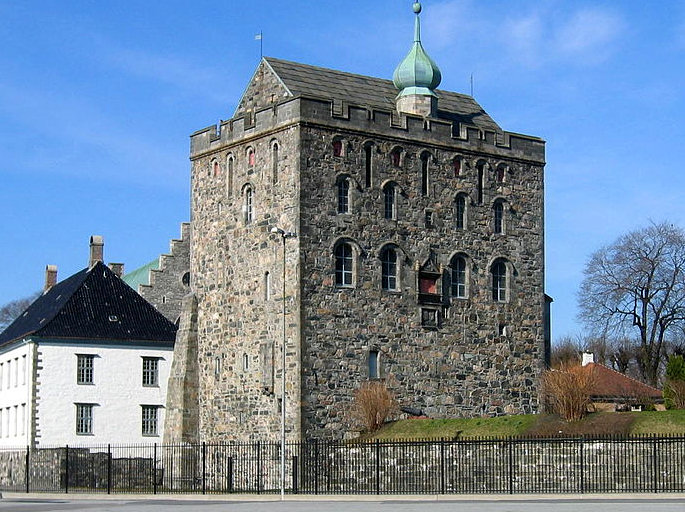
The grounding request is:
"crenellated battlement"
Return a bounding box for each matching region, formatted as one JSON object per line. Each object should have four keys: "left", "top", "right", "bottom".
{"left": 189, "top": 95, "right": 545, "bottom": 163}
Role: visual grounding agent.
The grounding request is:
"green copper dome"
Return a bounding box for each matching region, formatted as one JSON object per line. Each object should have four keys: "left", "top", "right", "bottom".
{"left": 393, "top": 2, "right": 442, "bottom": 98}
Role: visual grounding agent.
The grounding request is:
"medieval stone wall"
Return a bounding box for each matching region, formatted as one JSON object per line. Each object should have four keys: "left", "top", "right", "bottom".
{"left": 137, "top": 223, "right": 191, "bottom": 323}
{"left": 297, "top": 107, "right": 545, "bottom": 438}
{"left": 186, "top": 63, "right": 546, "bottom": 442}
{"left": 190, "top": 114, "right": 302, "bottom": 443}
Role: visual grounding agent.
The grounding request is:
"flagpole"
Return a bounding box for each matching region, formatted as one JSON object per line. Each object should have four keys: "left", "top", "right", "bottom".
{"left": 256, "top": 31, "right": 263, "bottom": 59}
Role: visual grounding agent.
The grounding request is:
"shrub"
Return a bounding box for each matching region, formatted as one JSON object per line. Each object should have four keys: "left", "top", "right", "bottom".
{"left": 664, "top": 355, "right": 685, "bottom": 409}
{"left": 351, "top": 381, "right": 398, "bottom": 432}
{"left": 542, "top": 364, "right": 596, "bottom": 422}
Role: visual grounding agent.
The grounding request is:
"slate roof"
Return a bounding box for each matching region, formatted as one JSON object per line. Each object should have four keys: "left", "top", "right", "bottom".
{"left": 0, "top": 261, "right": 177, "bottom": 347}
{"left": 263, "top": 57, "right": 502, "bottom": 132}
{"left": 122, "top": 258, "right": 159, "bottom": 290}
{"left": 586, "top": 363, "right": 662, "bottom": 400}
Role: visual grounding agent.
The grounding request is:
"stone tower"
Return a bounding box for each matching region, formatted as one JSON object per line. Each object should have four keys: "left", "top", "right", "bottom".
{"left": 185, "top": 2, "right": 546, "bottom": 442}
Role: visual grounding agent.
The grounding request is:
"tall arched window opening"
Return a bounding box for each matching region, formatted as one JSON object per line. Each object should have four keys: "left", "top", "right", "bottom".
{"left": 272, "top": 143, "right": 279, "bottom": 184}
{"left": 456, "top": 195, "right": 466, "bottom": 230}
{"left": 421, "top": 153, "right": 429, "bottom": 196}
{"left": 451, "top": 256, "right": 467, "bottom": 298}
{"left": 383, "top": 184, "right": 396, "bottom": 220}
{"left": 381, "top": 247, "right": 398, "bottom": 291}
{"left": 244, "top": 186, "right": 253, "bottom": 224}
{"left": 337, "top": 178, "right": 350, "bottom": 214}
{"left": 494, "top": 200, "right": 504, "bottom": 234}
{"left": 369, "top": 350, "right": 379, "bottom": 379}
{"left": 364, "top": 144, "right": 373, "bottom": 188}
{"left": 335, "top": 243, "right": 353, "bottom": 287}
{"left": 492, "top": 260, "right": 507, "bottom": 302}
{"left": 477, "top": 162, "right": 485, "bottom": 204}
{"left": 227, "top": 156, "right": 234, "bottom": 197}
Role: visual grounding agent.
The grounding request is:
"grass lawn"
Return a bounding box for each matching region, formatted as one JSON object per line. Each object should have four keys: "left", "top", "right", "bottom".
{"left": 631, "top": 409, "right": 685, "bottom": 435}
{"left": 368, "top": 410, "right": 685, "bottom": 440}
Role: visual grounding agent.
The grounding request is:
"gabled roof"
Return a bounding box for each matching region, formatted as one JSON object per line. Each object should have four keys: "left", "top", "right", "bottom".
{"left": 586, "top": 363, "right": 662, "bottom": 400}
{"left": 0, "top": 262, "right": 177, "bottom": 347}
{"left": 262, "top": 57, "right": 501, "bottom": 132}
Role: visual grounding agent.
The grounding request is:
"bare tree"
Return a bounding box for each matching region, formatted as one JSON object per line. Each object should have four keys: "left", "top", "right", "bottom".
{"left": 579, "top": 222, "right": 685, "bottom": 386}
{"left": 0, "top": 292, "right": 39, "bottom": 332}
{"left": 551, "top": 335, "right": 582, "bottom": 368}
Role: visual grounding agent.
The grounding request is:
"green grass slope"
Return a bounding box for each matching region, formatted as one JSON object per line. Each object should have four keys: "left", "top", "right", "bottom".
{"left": 368, "top": 410, "right": 685, "bottom": 440}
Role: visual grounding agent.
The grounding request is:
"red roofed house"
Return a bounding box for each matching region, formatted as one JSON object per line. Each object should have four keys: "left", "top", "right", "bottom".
{"left": 581, "top": 353, "right": 664, "bottom": 412}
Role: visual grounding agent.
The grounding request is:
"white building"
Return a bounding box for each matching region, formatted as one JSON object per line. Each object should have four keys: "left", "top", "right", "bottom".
{"left": 0, "top": 238, "right": 177, "bottom": 447}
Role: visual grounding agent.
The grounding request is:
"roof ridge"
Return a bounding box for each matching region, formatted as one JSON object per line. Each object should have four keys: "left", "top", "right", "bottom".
{"left": 265, "top": 56, "right": 477, "bottom": 103}
{"left": 589, "top": 362, "right": 661, "bottom": 392}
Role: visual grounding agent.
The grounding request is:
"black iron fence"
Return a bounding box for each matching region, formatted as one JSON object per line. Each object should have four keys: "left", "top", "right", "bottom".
{"left": 1, "top": 435, "right": 684, "bottom": 495}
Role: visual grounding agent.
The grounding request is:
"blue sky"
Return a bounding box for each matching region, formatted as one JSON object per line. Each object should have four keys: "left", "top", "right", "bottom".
{"left": 1, "top": 1, "right": 684, "bottom": 342}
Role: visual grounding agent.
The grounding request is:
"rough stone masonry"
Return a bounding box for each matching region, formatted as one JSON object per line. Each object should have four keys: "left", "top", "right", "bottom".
{"left": 168, "top": 4, "right": 547, "bottom": 443}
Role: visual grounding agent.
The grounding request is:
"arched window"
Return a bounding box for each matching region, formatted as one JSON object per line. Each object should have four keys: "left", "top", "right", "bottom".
{"left": 213, "top": 160, "right": 220, "bottom": 177}
{"left": 493, "top": 199, "right": 504, "bottom": 234}
{"left": 390, "top": 147, "right": 402, "bottom": 167}
{"left": 272, "top": 143, "right": 279, "bottom": 184}
{"left": 383, "top": 183, "right": 397, "bottom": 220}
{"left": 226, "top": 156, "right": 234, "bottom": 197}
{"left": 264, "top": 271, "right": 271, "bottom": 300}
{"left": 244, "top": 186, "right": 253, "bottom": 224}
{"left": 333, "top": 139, "right": 343, "bottom": 157}
{"left": 242, "top": 353, "right": 249, "bottom": 371}
{"left": 335, "top": 243, "right": 353, "bottom": 287}
{"left": 491, "top": 259, "right": 507, "bottom": 302}
{"left": 454, "top": 157, "right": 462, "bottom": 177}
{"left": 455, "top": 194, "right": 467, "bottom": 230}
{"left": 247, "top": 147, "right": 255, "bottom": 167}
{"left": 420, "top": 153, "right": 430, "bottom": 196}
{"left": 337, "top": 177, "right": 350, "bottom": 214}
{"left": 496, "top": 164, "right": 506, "bottom": 183}
{"left": 364, "top": 143, "right": 373, "bottom": 188}
{"left": 381, "top": 247, "right": 398, "bottom": 291}
{"left": 369, "top": 350, "right": 380, "bottom": 379}
{"left": 450, "top": 255, "right": 467, "bottom": 298}
{"left": 477, "top": 161, "right": 486, "bottom": 204}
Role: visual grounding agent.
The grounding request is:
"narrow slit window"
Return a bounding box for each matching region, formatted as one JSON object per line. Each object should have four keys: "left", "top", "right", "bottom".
{"left": 364, "top": 145, "right": 373, "bottom": 188}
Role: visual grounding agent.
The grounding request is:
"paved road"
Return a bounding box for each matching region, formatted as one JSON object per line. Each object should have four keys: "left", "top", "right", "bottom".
{"left": 1, "top": 496, "right": 684, "bottom": 512}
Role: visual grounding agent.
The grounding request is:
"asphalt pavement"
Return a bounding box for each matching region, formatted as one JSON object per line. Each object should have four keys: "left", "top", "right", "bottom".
{"left": 0, "top": 494, "right": 684, "bottom": 512}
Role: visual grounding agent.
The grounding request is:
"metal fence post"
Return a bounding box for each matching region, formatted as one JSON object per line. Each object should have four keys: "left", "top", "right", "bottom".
{"left": 508, "top": 439, "right": 514, "bottom": 495}
{"left": 440, "top": 438, "right": 445, "bottom": 494}
{"left": 25, "top": 445, "right": 30, "bottom": 493}
{"left": 65, "top": 445, "right": 69, "bottom": 494}
{"left": 202, "top": 441, "right": 207, "bottom": 495}
{"left": 107, "top": 444, "right": 111, "bottom": 494}
{"left": 314, "top": 440, "right": 319, "bottom": 495}
{"left": 375, "top": 440, "right": 381, "bottom": 495}
{"left": 653, "top": 435, "right": 658, "bottom": 493}
{"left": 153, "top": 444, "right": 157, "bottom": 495}
{"left": 227, "top": 456, "right": 233, "bottom": 493}
{"left": 292, "top": 455, "right": 299, "bottom": 494}
{"left": 579, "top": 438, "right": 584, "bottom": 494}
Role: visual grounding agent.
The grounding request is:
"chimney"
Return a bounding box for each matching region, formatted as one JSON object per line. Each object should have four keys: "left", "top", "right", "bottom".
{"left": 44, "top": 265, "right": 58, "bottom": 292}
{"left": 108, "top": 262, "right": 124, "bottom": 278}
{"left": 89, "top": 235, "right": 104, "bottom": 268}
{"left": 581, "top": 352, "right": 595, "bottom": 367}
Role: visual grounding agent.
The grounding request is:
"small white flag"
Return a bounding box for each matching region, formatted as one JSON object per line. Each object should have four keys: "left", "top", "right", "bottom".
{"left": 255, "top": 33, "right": 262, "bottom": 40}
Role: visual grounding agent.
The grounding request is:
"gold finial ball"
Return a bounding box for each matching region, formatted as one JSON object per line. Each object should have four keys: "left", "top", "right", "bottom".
{"left": 413, "top": 2, "right": 422, "bottom": 14}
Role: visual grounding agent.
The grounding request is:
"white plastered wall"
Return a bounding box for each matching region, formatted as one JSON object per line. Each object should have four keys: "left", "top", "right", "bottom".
{"left": 33, "top": 341, "right": 173, "bottom": 446}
